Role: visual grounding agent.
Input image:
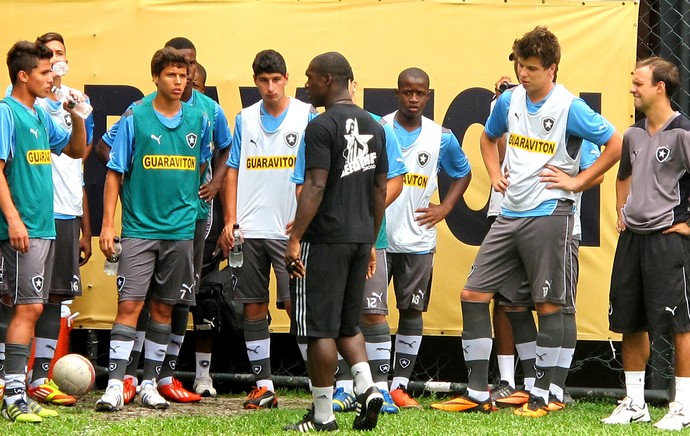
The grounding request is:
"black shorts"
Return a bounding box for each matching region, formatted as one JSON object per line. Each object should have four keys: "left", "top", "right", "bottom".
{"left": 609, "top": 230, "right": 690, "bottom": 334}
{"left": 47, "top": 218, "right": 82, "bottom": 297}
{"left": 290, "top": 242, "right": 371, "bottom": 338}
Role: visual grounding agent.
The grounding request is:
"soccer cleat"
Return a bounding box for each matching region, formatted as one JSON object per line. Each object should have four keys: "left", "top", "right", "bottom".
{"left": 283, "top": 407, "right": 339, "bottom": 432}
{"left": 137, "top": 381, "right": 170, "bottom": 409}
{"left": 380, "top": 389, "right": 400, "bottom": 414}
{"left": 193, "top": 376, "right": 217, "bottom": 398}
{"left": 654, "top": 401, "right": 690, "bottom": 430}
{"left": 96, "top": 384, "right": 124, "bottom": 412}
{"left": 490, "top": 380, "right": 516, "bottom": 404}
{"left": 514, "top": 394, "right": 548, "bottom": 418}
{"left": 494, "top": 389, "right": 529, "bottom": 407}
{"left": 431, "top": 394, "right": 494, "bottom": 413}
{"left": 243, "top": 386, "right": 278, "bottom": 409}
{"left": 158, "top": 378, "right": 202, "bottom": 403}
{"left": 352, "top": 386, "right": 383, "bottom": 430}
{"left": 27, "top": 397, "right": 59, "bottom": 418}
{"left": 600, "top": 396, "right": 651, "bottom": 424}
{"left": 390, "top": 385, "right": 421, "bottom": 409}
{"left": 2, "top": 398, "right": 42, "bottom": 423}
{"left": 546, "top": 394, "right": 566, "bottom": 412}
{"left": 28, "top": 379, "right": 76, "bottom": 406}
{"left": 332, "top": 386, "right": 356, "bottom": 412}
{"left": 123, "top": 377, "right": 137, "bottom": 405}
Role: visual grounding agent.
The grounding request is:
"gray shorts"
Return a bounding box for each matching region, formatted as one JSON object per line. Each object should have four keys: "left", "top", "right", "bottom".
{"left": 465, "top": 207, "right": 573, "bottom": 306}
{"left": 498, "top": 238, "right": 579, "bottom": 313}
{"left": 46, "top": 218, "right": 82, "bottom": 297}
{"left": 232, "top": 238, "right": 290, "bottom": 305}
{"left": 0, "top": 255, "right": 7, "bottom": 295}
{"left": 116, "top": 238, "right": 194, "bottom": 306}
{"left": 362, "top": 249, "right": 389, "bottom": 315}
{"left": 386, "top": 252, "right": 433, "bottom": 312}
{"left": 1, "top": 239, "right": 54, "bottom": 305}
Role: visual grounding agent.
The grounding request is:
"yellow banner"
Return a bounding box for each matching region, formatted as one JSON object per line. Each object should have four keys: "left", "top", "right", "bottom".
{"left": 0, "top": 0, "right": 638, "bottom": 340}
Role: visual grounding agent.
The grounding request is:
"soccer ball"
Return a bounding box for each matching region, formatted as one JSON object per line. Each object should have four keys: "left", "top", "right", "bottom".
{"left": 51, "top": 353, "right": 96, "bottom": 395}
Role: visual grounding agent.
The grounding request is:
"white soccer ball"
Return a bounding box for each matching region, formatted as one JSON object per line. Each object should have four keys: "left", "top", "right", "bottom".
{"left": 51, "top": 353, "right": 96, "bottom": 395}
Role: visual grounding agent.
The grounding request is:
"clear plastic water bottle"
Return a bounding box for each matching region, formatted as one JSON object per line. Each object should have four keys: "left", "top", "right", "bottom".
{"left": 104, "top": 237, "right": 122, "bottom": 276}
{"left": 229, "top": 224, "right": 244, "bottom": 268}
{"left": 51, "top": 85, "right": 93, "bottom": 119}
{"left": 51, "top": 60, "right": 69, "bottom": 77}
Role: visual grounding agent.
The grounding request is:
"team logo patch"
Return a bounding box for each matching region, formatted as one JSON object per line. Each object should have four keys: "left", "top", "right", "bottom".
{"left": 398, "top": 358, "right": 411, "bottom": 369}
{"left": 169, "top": 361, "right": 176, "bottom": 370}
{"left": 252, "top": 365, "right": 263, "bottom": 375}
{"left": 41, "top": 362, "right": 50, "bottom": 372}
{"left": 200, "top": 360, "right": 210, "bottom": 368}
{"left": 379, "top": 364, "right": 390, "bottom": 374}
{"left": 127, "top": 357, "right": 133, "bottom": 365}
{"left": 186, "top": 133, "right": 198, "bottom": 149}
{"left": 656, "top": 146, "right": 670, "bottom": 163}
{"left": 541, "top": 116, "right": 555, "bottom": 134}
{"left": 116, "top": 276, "right": 126, "bottom": 293}
{"left": 63, "top": 113, "right": 72, "bottom": 128}
{"left": 108, "top": 363, "right": 117, "bottom": 372}
{"left": 417, "top": 151, "right": 430, "bottom": 168}
{"left": 467, "top": 367, "right": 472, "bottom": 377}
{"left": 284, "top": 132, "right": 299, "bottom": 148}
{"left": 608, "top": 302, "right": 613, "bottom": 316}
{"left": 0, "top": 363, "right": 4, "bottom": 372}
{"left": 155, "top": 365, "right": 162, "bottom": 375}
{"left": 31, "top": 275, "right": 44, "bottom": 294}
{"left": 536, "top": 369, "right": 545, "bottom": 380}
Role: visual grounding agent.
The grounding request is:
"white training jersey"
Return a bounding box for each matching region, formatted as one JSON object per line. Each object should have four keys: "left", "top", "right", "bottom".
{"left": 37, "top": 84, "right": 83, "bottom": 217}
{"left": 383, "top": 114, "right": 442, "bottom": 253}
{"left": 503, "top": 84, "right": 578, "bottom": 211}
{"left": 236, "top": 98, "right": 311, "bottom": 239}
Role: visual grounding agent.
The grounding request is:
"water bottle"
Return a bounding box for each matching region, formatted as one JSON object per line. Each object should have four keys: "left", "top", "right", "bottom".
{"left": 104, "top": 237, "right": 122, "bottom": 276}
{"left": 51, "top": 60, "right": 69, "bottom": 77}
{"left": 229, "top": 224, "right": 244, "bottom": 268}
{"left": 51, "top": 85, "right": 93, "bottom": 119}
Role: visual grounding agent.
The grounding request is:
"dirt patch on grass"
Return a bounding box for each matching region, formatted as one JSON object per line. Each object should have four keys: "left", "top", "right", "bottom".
{"left": 75, "top": 391, "right": 310, "bottom": 421}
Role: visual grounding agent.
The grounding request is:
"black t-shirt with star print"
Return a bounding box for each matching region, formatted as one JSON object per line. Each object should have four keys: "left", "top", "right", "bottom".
{"left": 302, "top": 103, "right": 388, "bottom": 243}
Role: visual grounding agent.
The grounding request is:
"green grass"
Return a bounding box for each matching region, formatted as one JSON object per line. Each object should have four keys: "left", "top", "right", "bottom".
{"left": 0, "top": 391, "right": 676, "bottom": 435}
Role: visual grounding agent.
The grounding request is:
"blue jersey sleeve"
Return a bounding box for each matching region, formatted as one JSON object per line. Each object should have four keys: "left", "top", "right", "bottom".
{"left": 199, "top": 115, "right": 212, "bottom": 164}
{"left": 212, "top": 103, "right": 232, "bottom": 149}
{"left": 439, "top": 130, "right": 471, "bottom": 179}
{"left": 41, "top": 106, "right": 70, "bottom": 154}
{"left": 579, "top": 139, "right": 601, "bottom": 170}
{"left": 484, "top": 91, "right": 512, "bottom": 139}
{"left": 291, "top": 135, "right": 306, "bottom": 185}
{"left": 102, "top": 100, "right": 138, "bottom": 147}
{"left": 226, "top": 113, "right": 242, "bottom": 169}
{"left": 567, "top": 99, "right": 615, "bottom": 146}
{"left": 0, "top": 104, "right": 14, "bottom": 161}
{"left": 106, "top": 114, "right": 135, "bottom": 173}
{"left": 382, "top": 121, "right": 407, "bottom": 178}
{"left": 85, "top": 97, "right": 94, "bottom": 145}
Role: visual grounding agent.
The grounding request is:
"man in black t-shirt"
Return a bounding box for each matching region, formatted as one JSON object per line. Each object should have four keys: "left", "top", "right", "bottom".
{"left": 283, "top": 52, "right": 388, "bottom": 432}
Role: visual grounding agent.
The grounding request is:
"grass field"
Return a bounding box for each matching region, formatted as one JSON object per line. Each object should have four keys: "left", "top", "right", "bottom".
{"left": 0, "top": 390, "right": 678, "bottom": 435}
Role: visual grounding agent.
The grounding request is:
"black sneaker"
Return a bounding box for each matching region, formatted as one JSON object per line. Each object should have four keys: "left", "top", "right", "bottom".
{"left": 353, "top": 386, "right": 383, "bottom": 430}
{"left": 283, "top": 408, "right": 339, "bottom": 432}
{"left": 513, "top": 394, "right": 548, "bottom": 418}
{"left": 490, "top": 380, "right": 516, "bottom": 403}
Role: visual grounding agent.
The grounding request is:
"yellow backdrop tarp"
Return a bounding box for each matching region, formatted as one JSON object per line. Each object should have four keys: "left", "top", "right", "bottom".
{"left": 0, "top": 0, "right": 638, "bottom": 340}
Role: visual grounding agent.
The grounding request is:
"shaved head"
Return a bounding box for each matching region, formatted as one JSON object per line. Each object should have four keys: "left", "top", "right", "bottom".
{"left": 309, "top": 52, "right": 353, "bottom": 87}
{"left": 398, "top": 67, "right": 429, "bottom": 89}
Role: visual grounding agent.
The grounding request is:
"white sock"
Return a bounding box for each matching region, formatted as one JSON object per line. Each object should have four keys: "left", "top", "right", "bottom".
{"left": 497, "top": 355, "right": 515, "bottom": 388}
{"left": 375, "top": 381, "right": 389, "bottom": 393}
{"left": 256, "top": 379, "right": 275, "bottom": 391}
{"left": 466, "top": 387, "right": 490, "bottom": 402}
{"left": 312, "top": 386, "right": 334, "bottom": 423}
{"left": 195, "top": 352, "right": 212, "bottom": 380}
{"left": 351, "top": 362, "right": 374, "bottom": 395}
{"left": 158, "top": 376, "right": 173, "bottom": 386}
{"left": 335, "top": 379, "right": 354, "bottom": 395}
{"left": 549, "top": 383, "right": 564, "bottom": 402}
{"left": 624, "top": 371, "right": 645, "bottom": 407}
{"left": 390, "top": 376, "right": 408, "bottom": 392}
{"left": 675, "top": 376, "right": 690, "bottom": 409}
{"left": 524, "top": 377, "right": 535, "bottom": 392}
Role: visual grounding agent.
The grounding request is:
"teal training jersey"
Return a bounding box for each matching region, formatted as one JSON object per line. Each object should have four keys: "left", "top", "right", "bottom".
{"left": 0, "top": 98, "right": 56, "bottom": 239}
{"left": 122, "top": 101, "right": 206, "bottom": 240}
{"left": 192, "top": 89, "right": 217, "bottom": 221}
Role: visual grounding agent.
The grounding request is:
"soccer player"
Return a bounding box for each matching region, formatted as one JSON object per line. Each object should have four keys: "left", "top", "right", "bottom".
{"left": 25, "top": 31, "right": 95, "bottom": 409}
{"left": 95, "top": 47, "right": 211, "bottom": 411}
{"left": 291, "top": 78, "right": 408, "bottom": 414}
{"left": 383, "top": 67, "right": 472, "bottom": 408}
{"left": 219, "top": 49, "right": 316, "bottom": 409}
{"left": 601, "top": 57, "right": 690, "bottom": 430}
{"left": 283, "top": 51, "right": 387, "bottom": 432}
{"left": 0, "top": 40, "right": 86, "bottom": 423}
{"left": 434, "top": 26, "right": 622, "bottom": 417}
